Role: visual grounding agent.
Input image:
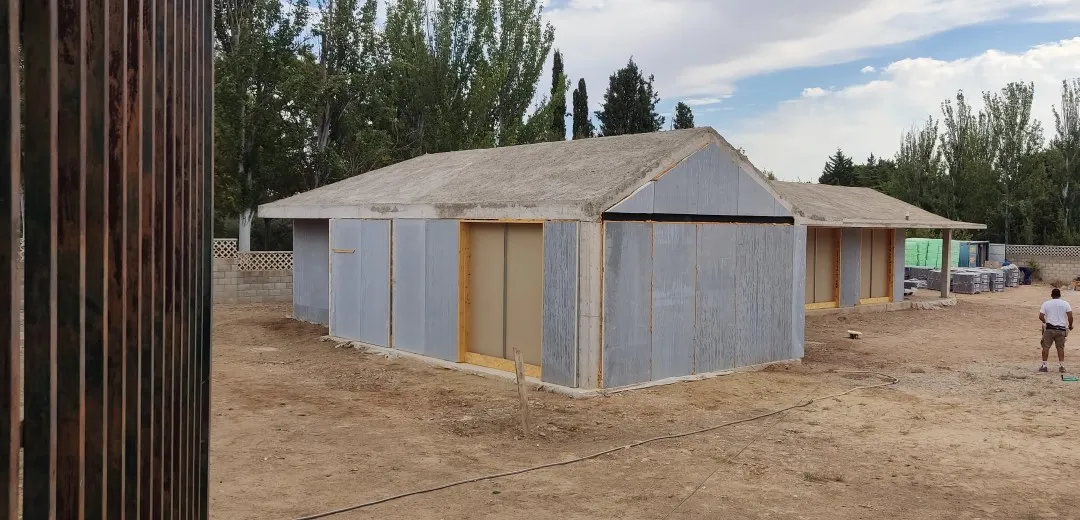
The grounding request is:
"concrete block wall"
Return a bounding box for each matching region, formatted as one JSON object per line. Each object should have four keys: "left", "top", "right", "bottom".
{"left": 213, "top": 252, "right": 293, "bottom": 304}
{"left": 1005, "top": 245, "right": 1080, "bottom": 284}
{"left": 1011, "top": 257, "right": 1080, "bottom": 283}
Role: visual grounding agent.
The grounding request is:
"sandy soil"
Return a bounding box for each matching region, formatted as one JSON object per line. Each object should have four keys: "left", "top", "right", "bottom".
{"left": 209, "top": 285, "right": 1080, "bottom": 520}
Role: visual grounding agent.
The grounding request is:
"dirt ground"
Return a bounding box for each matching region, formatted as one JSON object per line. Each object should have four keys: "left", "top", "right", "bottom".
{"left": 209, "top": 285, "right": 1080, "bottom": 520}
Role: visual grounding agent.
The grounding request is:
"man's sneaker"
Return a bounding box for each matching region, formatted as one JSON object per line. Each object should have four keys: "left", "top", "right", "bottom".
{"left": 1061, "top": 366, "right": 1067, "bottom": 373}
{"left": 1040, "top": 366, "right": 1049, "bottom": 372}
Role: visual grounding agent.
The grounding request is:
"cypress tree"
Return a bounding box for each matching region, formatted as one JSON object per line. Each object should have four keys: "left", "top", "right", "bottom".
{"left": 572, "top": 78, "right": 595, "bottom": 139}
{"left": 550, "top": 50, "right": 567, "bottom": 140}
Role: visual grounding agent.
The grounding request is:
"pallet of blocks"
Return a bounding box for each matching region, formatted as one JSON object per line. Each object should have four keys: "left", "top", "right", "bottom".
{"left": 981, "top": 268, "right": 1006, "bottom": 292}
{"left": 1002, "top": 264, "right": 1020, "bottom": 287}
{"left": 950, "top": 271, "right": 984, "bottom": 294}
{"left": 926, "top": 269, "right": 945, "bottom": 291}
{"left": 907, "top": 266, "right": 933, "bottom": 281}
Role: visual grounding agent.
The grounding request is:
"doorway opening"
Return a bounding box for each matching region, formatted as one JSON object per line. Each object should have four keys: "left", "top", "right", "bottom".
{"left": 460, "top": 222, "right": 544, "bottom": 377}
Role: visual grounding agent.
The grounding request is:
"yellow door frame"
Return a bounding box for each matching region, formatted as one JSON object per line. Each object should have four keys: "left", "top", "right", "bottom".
{"left": 456, "top": 220, "right": 544, "bottom": 378}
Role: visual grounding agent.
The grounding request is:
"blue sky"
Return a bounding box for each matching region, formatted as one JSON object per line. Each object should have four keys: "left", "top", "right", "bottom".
{"left": 541, "top": 0, "right": 1080, "bottom": 181}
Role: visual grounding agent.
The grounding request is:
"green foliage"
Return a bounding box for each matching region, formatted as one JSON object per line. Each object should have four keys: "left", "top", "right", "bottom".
{"left": 673, "top": 102, "right": 694, "bottom": 129}
{"left": 595, "top": 57, "right": 664, "bottom": 136}
{"left": 818, "top": 149, "right": 857, "bottom": 185}
{"left": 213, "top": 0, "right": 557, "bottom": 248}
{"left": 824, "top": 78, "right": 1080, "bottom": 246}
{"left": 571, "top": 78, "right": 594, "bottom": 139}
{"left": 549, "top": 50, "right": 568, "bottom": 140}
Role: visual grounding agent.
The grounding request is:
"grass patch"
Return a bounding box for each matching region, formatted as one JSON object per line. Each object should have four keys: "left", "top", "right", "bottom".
{"left": 802, "top": 471, "right": 845, "bottom": 483}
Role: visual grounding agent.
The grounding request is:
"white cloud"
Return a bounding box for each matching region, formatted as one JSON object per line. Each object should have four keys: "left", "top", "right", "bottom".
{"left": 801, "top": 87, "right": 829, "bottom": 98}
{"left": 861, "top": 65, "right": 877, "bottom": 74}
{"left": 544, "top": 0, "right": 1076, "bottom": 104}
{"left": 730, "top": 38, "right": 1080, "bottom": 182}
{"left": 684, "top": 97, "right": 727, "bottom": 106}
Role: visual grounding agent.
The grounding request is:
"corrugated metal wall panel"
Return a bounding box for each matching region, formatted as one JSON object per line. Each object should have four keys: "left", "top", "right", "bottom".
{"left": 602, "top": 222, "right": 653, "bottom": 387}
{"left": 651, "top": 224, "right": 696, "bottom": 379}
{"left": 424, "top": 220, "right": 460, "bottom": 361}
{"left": 769, "top": 226, "right": 795, "bottom": 361}
{"left": 392, "top": 220, "right": 426, "bottom": 353}
{"left": 330, "top": 220, "right": 390, "bottom": 346}
{"left": 358, "top": 220, "right": 391, "bottom": 346}
{"left": 694, "top": 225, "right": 737, "bottom": 373}
{"left": 542, "top": 222, "right": 579, "bottom": 387}
{"left": 735, "top": 225, "right": 769, "bottom": 366}
{"left": 292, "top": 219, "right": 330, "bottom": 325}
{"left": 792, "top": 226, "right": 807, "bottom": 358}
{"left": 653, "top": 145, "right": 738, "bottom": 215}
{"left": 607, "top": 182, "right": 655, "bottom": 213}
{"left": 773, "top": 199, "right": 793, "bottom": 218}
{"left": 330, "top": 220, "right": 364, "bottom": 341}
{"left": 893, "top": 229, "right": 906, "bottom": 303}
{"left": 736, "top": 166, "right": 779, "bottom": 217}
{"left": 841, "top": 228, "right": 861, "bottom": 307}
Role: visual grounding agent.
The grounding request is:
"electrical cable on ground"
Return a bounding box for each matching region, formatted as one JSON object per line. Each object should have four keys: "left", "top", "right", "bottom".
{"left": 293, "top": 370, "right": 898, "bottom": 520}
{"left": 659, "top": 381, "right": 825, "bottom": 520}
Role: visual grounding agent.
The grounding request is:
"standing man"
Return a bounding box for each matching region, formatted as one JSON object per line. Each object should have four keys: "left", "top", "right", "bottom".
{"left": 1039, "top": 288, "right": 1073, "bottom": 373}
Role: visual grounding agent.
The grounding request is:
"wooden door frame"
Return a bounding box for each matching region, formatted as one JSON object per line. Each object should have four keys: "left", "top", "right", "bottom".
{"left": 858, "top": 228, "right": 895, "bottom": 305}
{"left": 456, "top": 220, "right": 543, "bottom": 379}
{"left": 805, "top": 227, "right": 841, "bottom": 310}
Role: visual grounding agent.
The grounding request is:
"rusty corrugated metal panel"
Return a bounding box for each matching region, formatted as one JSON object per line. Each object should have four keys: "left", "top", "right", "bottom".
{"left": 6, "top": 0, "right": 212, "bottom": 514}
{"left": 0, "top": 0, "right": 19, "bottom": 515}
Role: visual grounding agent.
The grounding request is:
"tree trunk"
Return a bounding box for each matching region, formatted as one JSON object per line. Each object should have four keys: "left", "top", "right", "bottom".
{"left": 238, "top": 209, "right": 254, "bottom": 252}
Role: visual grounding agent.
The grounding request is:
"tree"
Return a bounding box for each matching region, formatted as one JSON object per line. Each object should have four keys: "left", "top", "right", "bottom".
{"left": 549, "top": 50, "right": 568, "bottom": 140}
{"left": 595, "top": 57, "right": 664, "bottom": 136}
{"left": 984, "top": 82, "right": 1043, "bottom": 245}
{"left": 300, "top": 0, "right": 392, "bottom": 191}
{"left": 1051, "top": 79, "right": 1080, "bottom": 241}
{"left": 673, "top": 102, "right": 694, "bottom": 129}
{"left": 214, "top": 0, "right": 309, "bottom": 250}
{"left": 571, "top": 78, "right": 594, "bottom": 139}
{"left": 938, "top": 91, "right": 997, "bottom": 224}
{"left": 818, "top": 149, "right": 857, "bottom": 186}
{"left": 887, "top": 117, "right": 945, "bottom": 215}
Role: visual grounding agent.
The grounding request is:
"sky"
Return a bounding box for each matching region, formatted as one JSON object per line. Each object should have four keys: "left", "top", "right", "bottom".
{"left": 541, "top": 0, "right": 1080, "bottom": 181}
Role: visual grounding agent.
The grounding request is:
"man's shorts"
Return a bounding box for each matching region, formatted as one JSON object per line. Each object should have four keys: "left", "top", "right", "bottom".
{"left": 1042, "top": 328, "right": 1068, "bottom": 349}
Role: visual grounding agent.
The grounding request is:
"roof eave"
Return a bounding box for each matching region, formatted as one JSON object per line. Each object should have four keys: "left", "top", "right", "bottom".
{"left": 258, "top": 202, "right": 596, "bottom": 222}
{"left": 794, "top": 216, "right": 987, "bottom": 230}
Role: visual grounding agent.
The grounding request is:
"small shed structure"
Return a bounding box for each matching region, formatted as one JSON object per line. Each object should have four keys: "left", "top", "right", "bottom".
{"left": 260, "top": 128, "right": 983, "bottom": 390}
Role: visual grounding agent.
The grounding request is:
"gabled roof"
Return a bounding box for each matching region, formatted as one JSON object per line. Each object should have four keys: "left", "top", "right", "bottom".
{"left": 259, "top": 128, "right": 755, "bottom": 221}
{"left": 771, "top": 182, "right": 985, "bottom": 230}
{"left": 259, "top": 127, "right": 986, "bottom": 230}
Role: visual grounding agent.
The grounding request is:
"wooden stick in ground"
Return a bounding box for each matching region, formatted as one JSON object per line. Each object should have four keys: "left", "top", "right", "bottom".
{"left": 513, "top": 347, "right": 531, "bottom": 438}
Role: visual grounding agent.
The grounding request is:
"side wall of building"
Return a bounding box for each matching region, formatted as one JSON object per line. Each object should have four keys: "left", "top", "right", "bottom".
{"left": 292, "top": 219, "right": 330, "bottom": 324}
{"left": 601, "top": 222, "right": 802, "bottom": 388}
{"left": 324, "top": 218, "right": 584, "bottom": 386}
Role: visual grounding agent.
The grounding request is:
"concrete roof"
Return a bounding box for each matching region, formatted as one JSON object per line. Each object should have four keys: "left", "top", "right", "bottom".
{"left": 771, "top": 182, "right": 986, "bottom": 230}
{"left": 259, "top": 128, "right": 738, "bottom": 221}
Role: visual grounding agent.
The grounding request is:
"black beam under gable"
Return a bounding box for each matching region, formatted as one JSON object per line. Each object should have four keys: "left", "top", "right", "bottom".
{"left": 601, "top": 212, "right": 795, "bottom": 225}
